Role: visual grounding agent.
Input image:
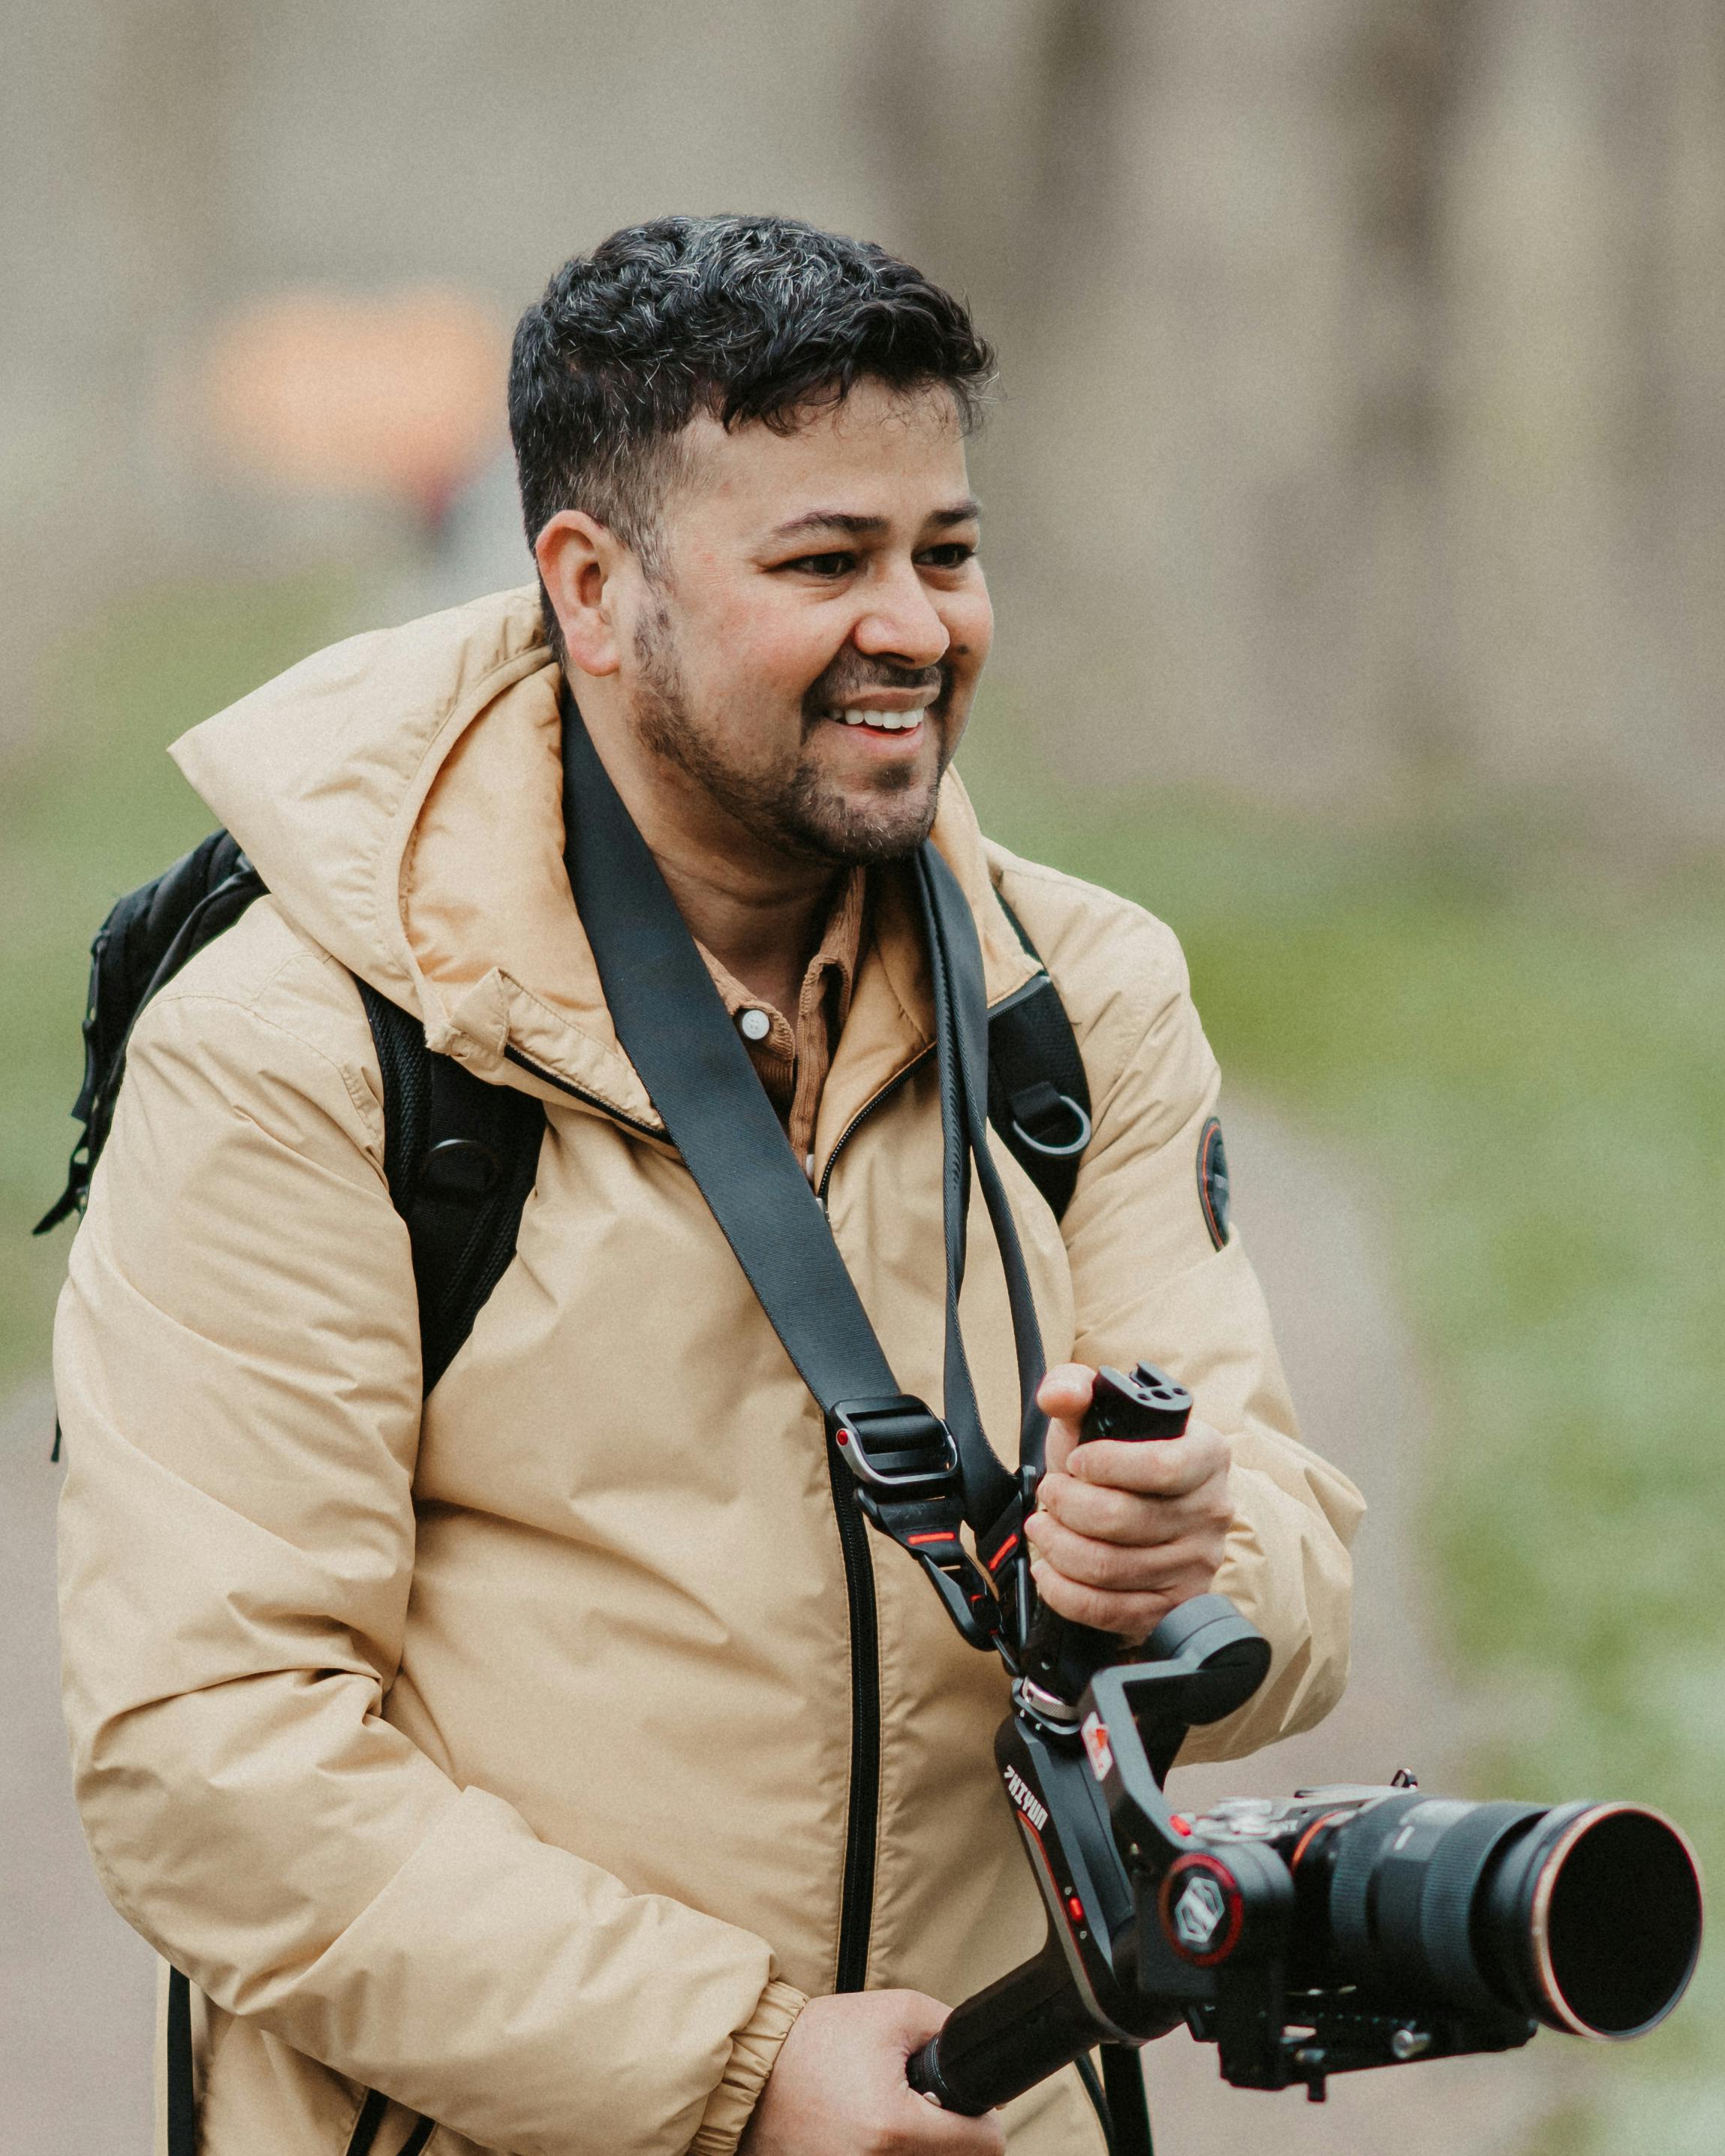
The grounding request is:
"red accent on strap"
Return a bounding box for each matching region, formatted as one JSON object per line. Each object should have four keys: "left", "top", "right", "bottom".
{"left": 906, "top": 1531, "right": 956, "bottom": 1547}
{"left": 986, "top": 1531, "right": 1020, "bottom": 1570}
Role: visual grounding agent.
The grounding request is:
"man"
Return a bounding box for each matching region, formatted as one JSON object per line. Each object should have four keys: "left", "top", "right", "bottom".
{"left": 56, "top": 216, "right": 1362, "bottom": 2156}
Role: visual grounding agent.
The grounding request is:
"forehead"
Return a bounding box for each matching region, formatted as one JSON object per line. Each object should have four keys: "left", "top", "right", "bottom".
{"left": 673, "top": 379, "right": 971, "bottom": 531}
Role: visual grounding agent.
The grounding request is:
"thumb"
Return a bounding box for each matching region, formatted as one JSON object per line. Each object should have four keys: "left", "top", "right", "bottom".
{"left": 878, "top": 1990, "right": 953, "bottom": 2049}
{"left": 1037, "top": 1363, "right": 1094, "bottom": 1476}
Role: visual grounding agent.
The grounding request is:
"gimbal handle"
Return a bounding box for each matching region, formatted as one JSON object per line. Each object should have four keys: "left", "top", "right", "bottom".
{"left": 1016, "top": 1365, "right": 1192, "bottom": 1713}
{"left": 906, "top": 1936, "right": 1107, "bottom": 2115}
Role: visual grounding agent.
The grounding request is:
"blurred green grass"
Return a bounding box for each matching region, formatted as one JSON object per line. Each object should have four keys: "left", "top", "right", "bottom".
{"left": 1, "top": 574, "right": 358, "bottom": 1387}
{"left": 5, "top": 583, "right": 1720, "bottom": 2148}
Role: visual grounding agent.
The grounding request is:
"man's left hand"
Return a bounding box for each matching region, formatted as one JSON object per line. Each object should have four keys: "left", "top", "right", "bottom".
{"left": 1022, "top": 1363, "right": 1234, "bottom": 1644}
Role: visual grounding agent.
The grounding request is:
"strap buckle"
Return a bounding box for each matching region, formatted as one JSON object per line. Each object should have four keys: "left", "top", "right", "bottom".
{"left": 826, "top": 1396, "right": 960, "bottom": 1495}
{"left": 826, "top": 1398, "right": 1013, "bottom": 1659}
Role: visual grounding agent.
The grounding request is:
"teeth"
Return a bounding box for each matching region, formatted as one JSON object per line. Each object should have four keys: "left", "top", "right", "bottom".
{"left": 839, "top": 707, "right": 926, "bottom": 731}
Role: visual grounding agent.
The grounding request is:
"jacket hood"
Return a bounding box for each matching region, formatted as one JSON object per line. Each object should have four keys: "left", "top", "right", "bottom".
{"left": 171, "top": 586, "right": 1036, "bottom": 1125}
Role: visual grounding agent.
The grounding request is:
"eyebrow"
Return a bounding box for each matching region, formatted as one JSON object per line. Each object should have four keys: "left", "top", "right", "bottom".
{"left": 766, "top": 498, "right": 982, "bottom": 542}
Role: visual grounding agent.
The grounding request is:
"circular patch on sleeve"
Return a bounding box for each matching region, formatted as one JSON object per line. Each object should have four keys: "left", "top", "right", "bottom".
{"left": 1197, "top": 1116, "right": 1231, "bottom": 1249}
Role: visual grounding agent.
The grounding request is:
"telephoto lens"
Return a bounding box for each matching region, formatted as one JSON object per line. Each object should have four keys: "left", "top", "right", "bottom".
{"left": 1163, "top": 1787, "right": 1702, "bottom": 2040}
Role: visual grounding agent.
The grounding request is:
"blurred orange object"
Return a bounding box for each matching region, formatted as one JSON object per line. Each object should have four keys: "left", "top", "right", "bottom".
{"left": 199, "top": 288, "right": 508, "bottom": 527}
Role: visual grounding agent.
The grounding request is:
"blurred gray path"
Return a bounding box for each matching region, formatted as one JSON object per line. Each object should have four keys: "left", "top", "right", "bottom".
{"left": 1144, "top": 1104, "right": 1554, "bottom": 2155}
{"left": 2, "top": 1378, "right": 156, "bottom": 2152}
{"left": 0, "top": 1102, "right": 1549, "bottom": 2153}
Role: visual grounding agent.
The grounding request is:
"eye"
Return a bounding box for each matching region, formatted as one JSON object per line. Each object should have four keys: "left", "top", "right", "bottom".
{"left": 918, "top": 542, "right": 977, "bottom": 571}
{"left": 784, "top": 551, "right": 858, "bottom": 578}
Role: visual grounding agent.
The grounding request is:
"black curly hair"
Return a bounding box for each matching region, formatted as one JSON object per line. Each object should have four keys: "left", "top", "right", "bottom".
{"left": 508, "top": 214, "right": 995, "bottom": 655}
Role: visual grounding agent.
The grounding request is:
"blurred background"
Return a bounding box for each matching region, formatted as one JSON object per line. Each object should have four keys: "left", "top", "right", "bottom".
{"left": 3, "top": 5, "right": 1722, "bottom": 2151}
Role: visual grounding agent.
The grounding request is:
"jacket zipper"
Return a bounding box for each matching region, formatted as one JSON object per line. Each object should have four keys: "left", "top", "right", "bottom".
{"left": 501, "top": 1046, "right": 665, "bottom": 1140}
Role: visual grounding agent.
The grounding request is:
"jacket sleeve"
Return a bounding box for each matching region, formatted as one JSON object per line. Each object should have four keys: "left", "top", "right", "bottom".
{"left": 53, "top": 935, "right": 801, "bottom": 2156}
{"left": 1005, "top": 866, "right": 1365, "bottom": 1764}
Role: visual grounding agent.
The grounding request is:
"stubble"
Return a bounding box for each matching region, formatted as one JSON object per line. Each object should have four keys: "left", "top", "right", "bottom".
{"left": 629, "top": 600, "right": 951, "bottom": 866}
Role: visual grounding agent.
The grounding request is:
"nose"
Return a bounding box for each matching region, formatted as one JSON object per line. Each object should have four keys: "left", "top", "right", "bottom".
{"left": 852, "top": 558, "right": 950, "bottom": 670}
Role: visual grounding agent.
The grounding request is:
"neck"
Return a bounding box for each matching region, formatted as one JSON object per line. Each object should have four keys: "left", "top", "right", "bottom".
{"left": 577, "top": 691, "right": 840, "bottom": 1013}
{"left": 655, "top": 845, "right": 839, "bottom": 1013}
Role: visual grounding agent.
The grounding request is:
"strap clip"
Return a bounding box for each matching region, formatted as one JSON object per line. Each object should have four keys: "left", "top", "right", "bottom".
{"left": 910, "top": 1543, "right": 1007, "bottom": 1658}
{"left": 826, "top": 1396, "right": 959, "bottom": 1495}
{"left": 826, "top": 1398, "right": 1014, "bottom": 1660}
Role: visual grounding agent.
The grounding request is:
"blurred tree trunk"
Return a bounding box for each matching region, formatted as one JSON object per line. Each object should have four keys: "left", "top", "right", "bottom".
{"left": 869, "top": 0, "right": 1725, "bottom": 841}
{"left": 1443, "top": 0, "right": 1725, "bottom": 826}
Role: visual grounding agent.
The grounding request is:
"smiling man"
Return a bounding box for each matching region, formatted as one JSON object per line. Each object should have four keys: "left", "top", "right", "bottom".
{"left": 55, "top": 217, "right": 1362, "bottom": 2156}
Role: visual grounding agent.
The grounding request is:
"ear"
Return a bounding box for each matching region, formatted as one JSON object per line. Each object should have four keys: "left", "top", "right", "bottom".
{"left": 534, "top": 510, "right": 631, "bottom": 678}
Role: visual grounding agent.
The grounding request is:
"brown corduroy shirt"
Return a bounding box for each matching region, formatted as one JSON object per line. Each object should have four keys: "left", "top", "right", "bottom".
{"left": 695, "top": 868, "right": 867, "bottom": 1180}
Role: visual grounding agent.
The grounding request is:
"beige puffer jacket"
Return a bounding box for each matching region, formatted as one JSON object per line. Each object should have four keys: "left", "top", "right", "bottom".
{"left": 54, "top": 588, "right": 1362, "bottom": 2156}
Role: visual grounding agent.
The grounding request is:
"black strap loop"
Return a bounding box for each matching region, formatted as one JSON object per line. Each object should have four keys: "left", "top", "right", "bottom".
{"left": 986, "top": 901, "right": 1092, "bottom": 1221}
{"left": 167, "top": 1968, "right": 194, "bottom": 2156}
{"left": 1009, "top": 1083, "right": 1091, "bottom": 1161}
{"left": 344, "top": 2088, "right": 392, "bottom": 2156}
{"left": 1100, "top": 2040, "right": 1155, "bottom": 2156}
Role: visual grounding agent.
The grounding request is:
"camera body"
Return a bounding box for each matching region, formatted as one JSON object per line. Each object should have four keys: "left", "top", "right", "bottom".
{"left": 911, "top": 1593, "right": 1702, "bottom": 2115}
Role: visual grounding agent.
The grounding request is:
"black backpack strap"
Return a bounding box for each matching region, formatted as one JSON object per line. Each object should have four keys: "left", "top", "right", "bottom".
{"left": 986, "top": 898, "right": 1092, "bottom": 1223}
{"left": 355, "top": 981, "right": 544, "bottom": 1393}
{"left": 36, "top": 832, "right": 265, "bottom": 1233}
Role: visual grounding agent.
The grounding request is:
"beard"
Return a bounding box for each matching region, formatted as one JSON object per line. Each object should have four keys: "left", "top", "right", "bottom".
{"left": 629, "top": 600, "right": 952, "bottom": 867}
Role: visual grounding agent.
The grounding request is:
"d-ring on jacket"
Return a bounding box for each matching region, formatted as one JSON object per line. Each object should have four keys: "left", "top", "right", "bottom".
{"left": 54, "top": 588, "right": 1364, "bottom": 2156}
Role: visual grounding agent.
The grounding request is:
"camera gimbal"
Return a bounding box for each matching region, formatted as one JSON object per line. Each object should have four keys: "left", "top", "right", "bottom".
{"left": 908, "top": 1369, "right": 1702, "bottom": 2141}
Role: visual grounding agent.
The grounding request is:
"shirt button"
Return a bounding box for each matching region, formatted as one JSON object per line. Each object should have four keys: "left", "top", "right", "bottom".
{"left": 738, "top": 1008, "right": 772, "bottom": 1043}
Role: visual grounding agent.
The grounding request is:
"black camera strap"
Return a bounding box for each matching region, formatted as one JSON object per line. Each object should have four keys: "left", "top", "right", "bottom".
{"left": 560, "top": 695, "right": 1045, "bottom": 1658}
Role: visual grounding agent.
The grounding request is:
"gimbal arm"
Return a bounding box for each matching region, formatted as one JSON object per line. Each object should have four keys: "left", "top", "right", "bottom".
{"left": 908, "top": 1597, "right": 1274, "bottom": 2115}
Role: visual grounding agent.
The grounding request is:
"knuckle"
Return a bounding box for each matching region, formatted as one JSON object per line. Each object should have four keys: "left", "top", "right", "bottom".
{"left": 1069, "top": 1582, "right": 1119, "bottom": 1627}
{"left": 1089, "top": 1489, "right": 1139, "bottom": 1540}
{"left": 1072, "top": 1539, "right": 1130, "bottom": 1589}
{"left": 1100, "top": 1540, "right": 1148, "bottom": 1588}
{"left": 1137, "top": 1454, "right": 1186, "bottom": 1498}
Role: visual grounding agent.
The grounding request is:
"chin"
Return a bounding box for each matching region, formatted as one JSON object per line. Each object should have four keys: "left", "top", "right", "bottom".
{"left": 799, "top": 792, "right": 943, "bottom": 867}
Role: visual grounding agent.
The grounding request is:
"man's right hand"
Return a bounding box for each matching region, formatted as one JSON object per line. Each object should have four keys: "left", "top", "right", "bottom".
{"left": 739, "top": 1992, "right": 1006, "bottom": 2156}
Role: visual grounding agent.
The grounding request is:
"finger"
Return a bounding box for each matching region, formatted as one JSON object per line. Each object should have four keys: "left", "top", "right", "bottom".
{"left": 1036, "top": 1364, "right": 1094, "bottom": 1480}
{"left": 1036, "top": 1362, "right": 1095, "bottom": 1422}
{"left": 1038, "top": 1462, "right": 1234, "bottom": 1546}
{"left": 1026, "top": 1509, "right": 1216, "bottom": 1591}
{"left": 1033, "top": 1473, "right": 1194, "bottom": 1547}
{"left": 892, "top": 2077, "right": 1006, "bottom": 2155}
{"left": 915, "top": 2111, "right": 1005, "bottom": 2156}
{"left": 1028, "top": 1558, "right": 1179, "bottom": 1639}
{"left": 1067, "top": 1424, "right": 1230, "bottom": 1498}
{"left": 882, "top": 1997, "right": 953, "bottom": 2051}
{"left": 938, "top": 2112, "right": 1004, "bottom": 2156}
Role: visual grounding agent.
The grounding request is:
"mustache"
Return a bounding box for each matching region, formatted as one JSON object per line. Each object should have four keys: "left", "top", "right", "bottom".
{"left": 803, "top": 658, "right": 950, "bottom": 717}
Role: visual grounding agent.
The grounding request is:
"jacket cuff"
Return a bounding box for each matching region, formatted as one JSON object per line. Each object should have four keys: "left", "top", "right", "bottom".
{"left": 688, "top": 1978, "right": 806, "bottom": 2156}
